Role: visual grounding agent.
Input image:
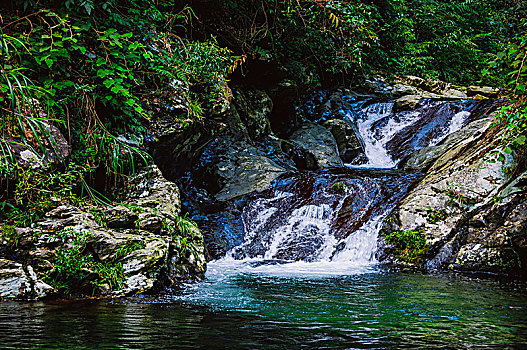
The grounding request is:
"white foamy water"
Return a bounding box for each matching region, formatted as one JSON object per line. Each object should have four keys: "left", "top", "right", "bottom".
{"left": 263, "top": 203, "right": 335, "bottom": 260}
{"left": 429, "top": 110, "right": 471, "bottom": 146}
{"left": 331, "top": 214, "right": 386, "bottom": 263}
{"left": 212, "top": 99, "right": 478, "bottom": 274}
{"left": 352, "top": 102, "right": 397, "bottom": 168}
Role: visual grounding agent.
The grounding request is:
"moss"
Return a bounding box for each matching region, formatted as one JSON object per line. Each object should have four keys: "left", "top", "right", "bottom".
{"left": 0, "top": 225, "right": 19, "bottom": 247}
{"left": 330, "top": 182, "right": 349, "bottom": 194}
{"left": 381, "top": 228, "right": 429, "bottom": 264}
{"left": 427, "top": 208, "right": 448, "bottom": 224}
{"left": 44, "top": 228, "right": 126, "bottom": 296}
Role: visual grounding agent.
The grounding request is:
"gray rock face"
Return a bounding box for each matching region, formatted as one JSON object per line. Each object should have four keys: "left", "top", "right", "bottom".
{"left": 452, "top": 189, "right": 527, "bottom": 273}
{"left": 1, "top": 164, "right": 206, "bottom": 299}
{"left": 392, "top": 95, "right": 423, "bottom": 113}
{"left": 400, "top": 117, "right": 492, "bottom": 171}
{"left": 233, "top": 89, "right": 273, "bottom": 140}
{"left": 323, "top": 119, "right": 364, "bottom": 163}
{"left": 7, "top": 122, "right": 70, "bottom": 170}
{"left": 104, "top": 206, "right": 139, "bottom": 229}
{"left": 287, "top": 123, "right": 343, "bottom": 169}
{"left": 120, "top": 165, "right": 181, "bottom": 220}
{"left": 467, "top": 86, "right": 499, "bottom": 98}
{"left": 198, "top": 137, "right": 291, "bottom": 201}
{"left": 0, "top": 259, "right": 53, "bottom": 300}
{"left": 381, "top": 114, "right": 525, "bottom": 274}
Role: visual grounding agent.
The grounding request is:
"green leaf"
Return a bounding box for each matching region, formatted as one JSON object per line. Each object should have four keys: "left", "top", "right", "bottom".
{"left": 514, "top": 135, "right": 526, "bottom": 146}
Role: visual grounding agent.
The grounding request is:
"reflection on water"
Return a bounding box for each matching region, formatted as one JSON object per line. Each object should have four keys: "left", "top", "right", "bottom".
{"left": 1, "top": 266, "right": 526, "bottom": 349}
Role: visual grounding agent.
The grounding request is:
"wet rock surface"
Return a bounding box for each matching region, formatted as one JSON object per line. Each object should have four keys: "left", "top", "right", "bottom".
{"left": 231, "top": 168, "right": 420, "bottom": 261}
{"left": 323, "top": 119, "right": 364, "bottom": 163}
{"left": 380, "top": 114, "right": 526, "bottom": 276}
{"left": 287, "top": 123, "right": 343, "bottom": 169}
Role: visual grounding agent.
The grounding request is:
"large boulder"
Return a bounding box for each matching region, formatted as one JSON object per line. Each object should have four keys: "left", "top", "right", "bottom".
{"left": 286, "top": 123, "right": 343, "bottom": 169}
{"left": 452, "top": 192, "right": 526, "bottom": 273}
{"left": 1, "top": 164, "right": 206, "bottom": 299}
{"left": 90, "top": 229, "right": 170, "bottom": 294}
{"left": 195, "top": 137, "right": 292, "bottom": 201}
{"left": 120, "top": 165, "right": 181, "bottom": 220}
{"left": 392, "top": 95, "right": 423, "bottom": 113}
{"left": 380, "top": 117, "right": 518, "bottom": 273}
{"left": 323, "top": 119, "right": 364, "bottom": 163}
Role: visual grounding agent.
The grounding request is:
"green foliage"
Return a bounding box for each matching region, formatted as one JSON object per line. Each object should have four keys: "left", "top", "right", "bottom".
{"left": 486, "top": 18, "right": 527, "bottom": 174}
{"left": 173, "top": 215, "right": 198, "bottom": 253}
{"left": 330, "top": 182, "right": 349, "bottom": 194}
{"left": 45, "top": 228, "right": 126, "bottom": 295}
{"left": 114, "top": 240, "right": 145, "bottom": 260}
{"left": 1, "top": 162, "right": 90, "bottom": 225}
{"left": 426, "top": 208, "right": 448, "bottom": 224}
{"left": 0, "top": 1, "right": 243, "bottom": 224}
{"left": 381, "top": 228, "right": 428, "bottom": 264}
{"left": 0, "top": 225, "right": 19, "bottom": 247}
{"left": 217, "top": 0, "right": 524, "bottom": 86}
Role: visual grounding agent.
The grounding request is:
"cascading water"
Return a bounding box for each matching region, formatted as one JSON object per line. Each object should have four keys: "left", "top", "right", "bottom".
{"left": 214, "top": 97, "right": 497, "bottom": 270}
{"left": 215, "top": 99, "right": 486, "bottom": 270}
{"left": 172, "top": 95, "right": 500, "bottom": 290}
{"left": 169, "top": 96, "right": 526, "bottom": 348}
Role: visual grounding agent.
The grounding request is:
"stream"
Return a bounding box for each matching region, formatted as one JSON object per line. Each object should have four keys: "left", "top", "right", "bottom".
{"left": 2, "top": 97, "right": 527, "bottom": 348}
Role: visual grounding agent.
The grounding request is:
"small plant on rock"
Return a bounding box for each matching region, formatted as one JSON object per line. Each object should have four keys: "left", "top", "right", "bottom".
{"left": 426, "top": 208, "right": 448, "bottom": 224}
{"left": 381, "top": 228, "right": 429, "bottom": 264}
{"left": 45, "top": 228, "right": 126, "bottom": 296}
{"left": 330, "top": 182, "right": 349, "bottom": 194}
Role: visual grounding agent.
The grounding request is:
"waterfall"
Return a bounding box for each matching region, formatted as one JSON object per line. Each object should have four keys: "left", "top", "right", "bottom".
{"left": 221, "top": 98, "right": 492, "bottom": 266}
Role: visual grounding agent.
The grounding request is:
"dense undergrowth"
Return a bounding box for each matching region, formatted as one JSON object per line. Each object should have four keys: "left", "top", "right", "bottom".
{"left": 0, "top": 0, "right": 526, "bottom": 226}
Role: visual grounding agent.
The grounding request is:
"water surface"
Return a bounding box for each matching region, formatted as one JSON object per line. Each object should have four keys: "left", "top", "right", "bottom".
{"left": 1, "top": 263, "right": 526, "bottom": 349}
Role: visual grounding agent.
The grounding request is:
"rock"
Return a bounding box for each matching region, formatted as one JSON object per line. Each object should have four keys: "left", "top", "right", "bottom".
{"left": 452, "top": 191, "right": 527, "bottom": 273}
{"left": 394, "top": 75, "right": 468, "bottom": 99}
{"left": 444, "top": 88, "right": 468, "bottom": 98}
{"left": 392, "top": 95, "right": 423, "bottom": 113}
{"left": 0, "top": 259, "right": 53, "bottom": 299}
{"left": 197, "top": 138, "right": 290, "bottom": 201}
{"left": 90, "top": 230, "right": 170, "bottom": 295}
{"left": 232, "top": 89, "right": 273, "bottom": 140}
{"left": 103, "top": 206, "right": 138, "bottom": 229}
{"left": 136, "top": 210, "right": 164, "bottom": 233}
{"left": 167, "top": 222, "right": 206, "bottom": 282}
{"left": 381, "top": 114, "right": 518, "bottom": 273}
{"left": 400, "top": 117, "right": 492, "bottom": 171}
{"left": 35, "top": 205, "right": 97, "bottom": 234}
{"left": 467, "top": 86, "right": 499, "bottom": 98}
{"left": 390, "top": 84, "right": 419, "bottom": 98}
{"left": 7, "top": 122, "right": 70, "bottom": 170}
{"left": 323, "top": 119, "right": 364, "bottom": 163}
{"left": 281, "top": 139, "right": 318, "bottom": 170}
{"left": 3, "top": 164, "right": 207, "bottom": 298}
{"left": 121, "top": 165, "right": 181, "bottom": 220}
{"left": 287, "top": 123, "right": 343, "bottom": 169}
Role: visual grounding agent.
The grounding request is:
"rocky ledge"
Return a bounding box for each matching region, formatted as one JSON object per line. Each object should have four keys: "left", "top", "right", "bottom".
{"left": 0, "top": 165, "right": 205, "bottom": 300}
{"left": 379, "top": 115, "right": 527, "bottom": 276}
